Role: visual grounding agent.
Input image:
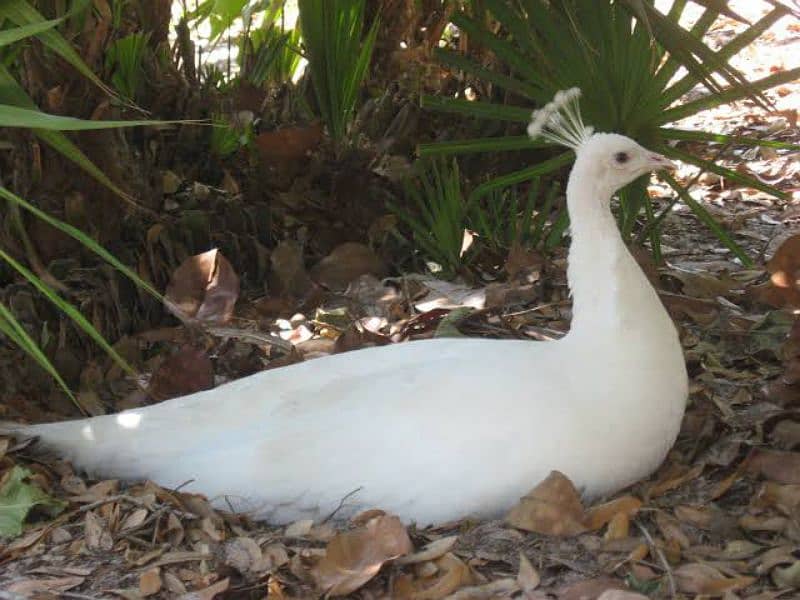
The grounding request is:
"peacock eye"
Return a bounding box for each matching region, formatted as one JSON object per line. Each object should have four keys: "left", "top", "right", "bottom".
{"left": 614, "top": 152, "right": 630, "bottom": 164}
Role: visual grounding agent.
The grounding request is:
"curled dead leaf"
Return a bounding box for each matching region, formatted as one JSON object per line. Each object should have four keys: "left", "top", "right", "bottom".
{"left": 393, "top": 552, "right": 477, "bottom": 600}
{"left": 312, "top": 514, "right": 412, "bottom": 596}
{"left": 396, "top": 535, "right": 458, "bottom": 565}
{"left": 165, "top": 248, "right": 240, "bottom": 324}
{"left": 762, "top": 234, "right": 800, "bottom": 308}
{"left": 585, "top": 496, "right": 642, "bottom": 530}
{"left": 506, "top": 471, "right": 587, "bottom": 536}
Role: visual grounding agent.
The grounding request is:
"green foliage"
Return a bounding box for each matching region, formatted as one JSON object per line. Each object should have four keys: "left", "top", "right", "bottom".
{"left": 421, "top": 0, "right": 800, "bottom": 265}
{"left": 105, "top": 32, "right": 150, "bottom": 101}
{"left": 242, "top": 24, "right": 302, "bottom": 86}
{"left": 0, "top": 1, "right": 165, "bottom": 398}
{"left": 209, "top": 114, "right": 253, "bottom": 157}
{"left": 469, "top": 180, "right": 567, "bottom": 255}
{"left": 298, "top": 0, "right": 379, "bottom": 144}
{"left": 392, "top": 159, "right": 469, "bottom": 277}
{"left": 0, "top": 466, "right": 66, "bottom": 537}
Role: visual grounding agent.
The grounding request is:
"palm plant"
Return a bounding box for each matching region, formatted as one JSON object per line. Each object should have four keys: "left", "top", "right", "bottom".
{"left": 392, "top": 159, "right": 470, "bottom": 277}
{"left": 105, "top": 32, "right": 151, "bottom": 102}
{"left": 469, "top": 179, "right": 567, "bottom": 255}
{"left": 241, "top": 23, "right": 302, "bottom": 86}
{"left": 420, "top": 0, "right": 800, "bottom": 264}
{"left": 298, "top": 0, "right": 380, "bottom": 145}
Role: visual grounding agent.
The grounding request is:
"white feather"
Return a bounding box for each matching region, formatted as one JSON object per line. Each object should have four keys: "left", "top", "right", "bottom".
{"left": 3, "top": 91, "right": 687, "bottom": 526}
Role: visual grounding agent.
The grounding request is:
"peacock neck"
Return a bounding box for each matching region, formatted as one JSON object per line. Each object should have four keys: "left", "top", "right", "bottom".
{"left": 563, "top": 162, "right": 659, "bottom": 340}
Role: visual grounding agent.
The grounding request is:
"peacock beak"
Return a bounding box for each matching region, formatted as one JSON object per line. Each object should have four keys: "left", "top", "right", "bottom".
{"left": 648, "top": 153, "right": 675, "bottom": 171}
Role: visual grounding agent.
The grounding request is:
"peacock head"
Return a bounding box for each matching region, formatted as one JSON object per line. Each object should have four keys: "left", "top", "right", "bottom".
{"left": 527, "top": 88, "right": 674, "bottom": 193}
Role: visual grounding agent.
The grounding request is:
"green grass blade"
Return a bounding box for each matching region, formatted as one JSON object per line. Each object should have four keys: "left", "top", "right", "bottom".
{"left": 418, "top": 136, "right": 550, "bottom": 156}
{"left": 662, "top": 145, "right": 788, "bottom": 199}
{"left": 0, "top": 186, "right": 163, "bottom": 301}
{"left": 661, "top": 67, "right": 800, "bottom": 123}
{"left": 661, "top": 127, "right": 800, "bottom": 151}
{"left": 0, "top": 249, "right": 137, "bottom": 380}
{"left": 0, "top": 301, "right": 78, "bottom": 408}
{"left": 0, "top": 65, "right": 141, "bottom": 208}
{"left": 0, "top": 104, "right": 175, "bottom": 130}
{"left": 469, "top": 152, "right": 573, "bottom": 201}
{"left": 0, "top": 16, "right": 62, "bottom": 46}
{"left": 0, "top": 0, "right": 115, "bottom": 97}
{"left": 421, "top": 95, "right": 531, "bottom": 123}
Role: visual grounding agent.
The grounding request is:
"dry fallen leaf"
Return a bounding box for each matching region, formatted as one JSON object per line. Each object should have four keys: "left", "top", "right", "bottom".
{"left": 761, "top": 234, "right": 800, "bottom": 308}
{"left": 393, "top": 552, "right": 477, "bottom": 600}
{"left": 396, "top": 535, "right": 458, "bottom": 565}
{"left": 84, "top": 511, "right": 113, "bottom": 551}
{"left": 556, "top": 577, "right": 627, "bottom": 600}
{"left": 165, "top": 248, "right": 240, "bottom": 324}
{"left": 147, "top": 345, "right": 214, "bottom": 401}
{"left": 745, "top": 448, "right": 800, "bottom": 484}
{"left": 674, "top": 562, "right": 756, "bottom": 595}
{"left": 176, "top": 577, "right": 229, "bottom": 600}
{"left": 255, "top": 122, "right": 323, "bottom": 167}
{"left": 506, "top": 471, "right": 587, "bottom": 536}
{"left": 7, "top": 576, "right": 85, "bottom": 595}
{"left": 310, "top": 242, "right": 387, "bottom": 291}
{"left": 139, "top": 567, "right": 162, "bottom": 597}
{"left": 517, "top": 551, "right": 540, "bottom": 594}
{"left": 584, "top": 496, "right": 642, "bottom": 530}
{"left": 312, "top": 514, "right": 412, "bottom": 596}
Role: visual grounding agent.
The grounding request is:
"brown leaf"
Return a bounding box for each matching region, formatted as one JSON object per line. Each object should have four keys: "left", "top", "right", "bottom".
{"left": 176, "top": 577, "right": 229, "bottom": 600}
{"left": 221, "top": 537, "right": 265, "bottom": 574}
{"left": 597, "top": 592, "right": 650, "bottom": 600}
{"left": 517, "top": 551, "right": 540, "bottom": 593}
{"left": 754, "top": 481, "right": 800, "bottom": 515}
{"left": 556, "top": 577, "right": 626, "bottom": 600}
{"left": 393, "top": 552, "right": 476, "bottom": 600}
{"left": 255, "top": 122, "right": 323, "bottom": 167}
{"left": 270, "top": 239, "right": 315, "bottom": 299}
{"left": 646, "top": 463, "right": 704, "bottom": 498}
{"left": 120, "top": 508, "right": 149, "bottom": 532}
{"left": 585, "top": 496, "right": 642, "bottom": 530}
{"left": 396, "top": 535, "right": 458, "bottom": 565}
{"left": 7, "top": 576, "right": 85, "bottom": 594}
{"left": 506, "top": 471, "right": 587, "bottom": 536}
{"left": 140, "top": 567, "right": 162, "bottom": 597}
{"left": 763, "top": 234, "right": 800, "bottom": 308}
{"left": 148, "top": 345, "right": 214, "bottom": 401}
{"left": 772, "top": 560, "right": 800, "bottom": 589}
{"left": 312, "top": 514, "right": 412, "bottom": 596}
{"left": 165, "top": 248, "right": 240, "bottom": 324}
{"left": 310, "top": 242, "right": 387, "bottom": 291}
{"left": 674, "top": 562, "right": 755, "bottom": 596}
{"left": 84, "top": 511, "right": 113, "bottom": 551}
{"left": 505, "top": 242, "right": 543, "bottom": 281}
{"left": 745, "top": 449, "right": 800, "bottom": 484}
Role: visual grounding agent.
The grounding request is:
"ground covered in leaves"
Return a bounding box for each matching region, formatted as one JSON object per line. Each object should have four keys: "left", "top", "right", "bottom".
{"left": 2, "top": 3, "right": 800, "bottom": 599}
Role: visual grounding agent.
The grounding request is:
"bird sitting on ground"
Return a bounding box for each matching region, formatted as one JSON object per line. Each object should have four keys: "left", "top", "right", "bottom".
{"left": 2, "top": 89, "right": 687, "bottom": 526}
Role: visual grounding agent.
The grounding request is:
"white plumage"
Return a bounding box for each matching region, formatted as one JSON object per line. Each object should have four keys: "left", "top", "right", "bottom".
{"left": 3, "top": 90, "right": 687, "bottom": 526}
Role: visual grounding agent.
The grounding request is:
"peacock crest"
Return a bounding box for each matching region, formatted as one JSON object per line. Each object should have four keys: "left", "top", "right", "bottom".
{"left": 527, "top": 88, "right": 594, "bottom": 150}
